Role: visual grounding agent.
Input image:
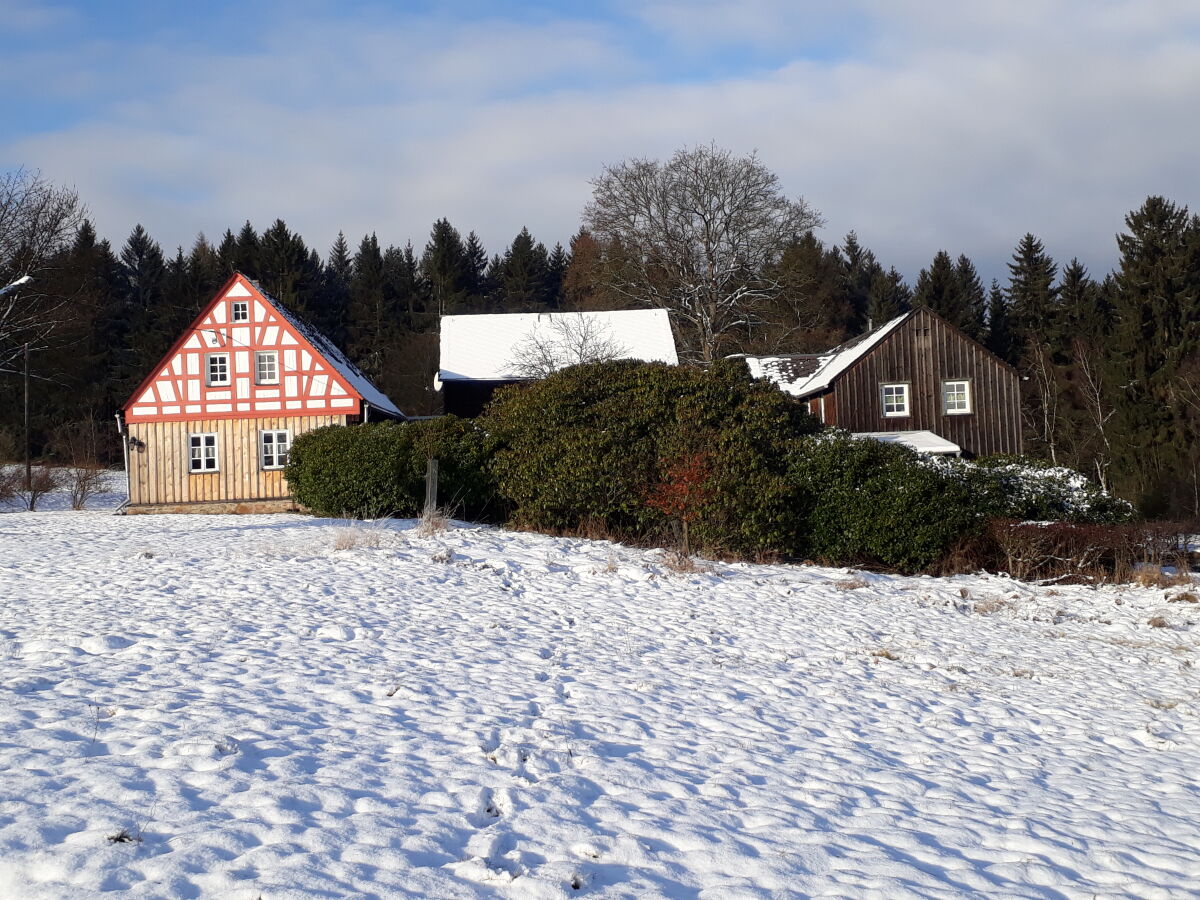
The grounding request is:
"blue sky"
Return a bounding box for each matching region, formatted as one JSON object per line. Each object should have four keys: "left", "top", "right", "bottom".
{"left": 4, "top": 0, "right": 1200, "bottom": 284}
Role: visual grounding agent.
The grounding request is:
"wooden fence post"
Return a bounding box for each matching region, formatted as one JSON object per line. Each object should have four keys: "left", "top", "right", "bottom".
{"left": 424, "top": 457, "right": 438, "bottom": 518}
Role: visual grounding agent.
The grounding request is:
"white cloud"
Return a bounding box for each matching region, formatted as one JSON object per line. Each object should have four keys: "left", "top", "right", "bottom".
{"left": 5, "top": 2, "right": 1200, "bottom": 283}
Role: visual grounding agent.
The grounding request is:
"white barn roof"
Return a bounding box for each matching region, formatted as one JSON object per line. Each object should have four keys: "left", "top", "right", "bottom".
{"left": 856, "top": 430, "right": 962, "bottom": 455}
{"left": 437, "top": 309, "right": 678, "bottom": 384}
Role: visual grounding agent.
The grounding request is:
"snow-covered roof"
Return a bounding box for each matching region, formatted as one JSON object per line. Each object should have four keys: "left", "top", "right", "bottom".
{"left": 856, "top": 430, "right": 962, "bottom": 455}
{"left": 744, "top": 311, "right": 913, "bottom": 398}
{"left": 252, "top": 280, "right": 406, "bottom": 419}
{"left": 437, "top": 309, "right": 678, "bottom": 383}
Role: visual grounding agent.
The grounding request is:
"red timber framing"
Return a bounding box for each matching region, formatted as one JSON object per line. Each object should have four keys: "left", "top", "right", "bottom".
{"left": 123, "top": 273, "right": 361, "bottom": 424}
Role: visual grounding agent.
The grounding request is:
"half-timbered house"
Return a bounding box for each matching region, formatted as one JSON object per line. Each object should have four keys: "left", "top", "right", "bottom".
{"left": 118, "top": 273, "right": 404, "bottom": 513}
{"left": 744, "top": 307, "right": 1022, "bottom": 458}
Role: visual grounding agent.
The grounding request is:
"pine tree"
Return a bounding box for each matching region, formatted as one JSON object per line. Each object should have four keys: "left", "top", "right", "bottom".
{"left": 1107, "top": 196, "right": 1200, "bottom": 514}
{"left": 345, "top": 233, "right": 392, "bottom": 378}
{"left": 866, "top": 267, "right": 911, "bottom": 327}
{"left": 953, "top": 255, "right": 987, "bottom": 340}
{"left": 546, "top": 242, "right": 569, "bottom": 309}
{"left": 1006, "top": 233, "right": 1059, "bottom": 360}
{"left": 498, "top": 227, "right": 551, "bottom": 311}
{"left": 420, "top": 219, "right": 472, "bottom": 316}
{"left": 985, "top": 279, "right": 1014, "bottom": 362}
{"left": 913, "top": 251, "right": 963, "bottom": 324}
{"left": 259, "top": 219, "right": 319, "bottom": 314}
{"left": 233, "top": 221, "right": 261, "bottom": 277}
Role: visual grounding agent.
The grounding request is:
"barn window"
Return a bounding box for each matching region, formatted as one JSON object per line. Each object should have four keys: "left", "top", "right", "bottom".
{"left": 260, "top": 430, "right": 290, "bottom": 469}
{"left": 189, "top": 433, "right": 218, "bottom": 473}
{"left": 943, "top": 380, "right": 972, "bottom": 414}
{"left": 881, "top": 383, "right": 910, "bottom": 417}
{"left": 255, "top": 351, "right": 278, "bottom": 385}
{"left": 206, "top": 353, "right": 230, "bottom": 386}
{"left": 231, "top": 301, "right": 249, "bottom": 322}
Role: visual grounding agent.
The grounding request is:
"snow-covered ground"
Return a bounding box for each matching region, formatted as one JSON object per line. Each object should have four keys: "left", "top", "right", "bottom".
{"left": 1, "top": 499, "right": 1199, "bottom": 898}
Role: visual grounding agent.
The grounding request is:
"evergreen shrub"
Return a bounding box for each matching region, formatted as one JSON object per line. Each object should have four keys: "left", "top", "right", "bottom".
{"left": 931, "top": 455, "right": 1134, "bottom": 524}
{"left": 479, "top": 359, "right": 821, "bottom": 555}
{"left": 786, "top": 431, "right": 979, "bottom": 571}
{"left": 286, "top": 416, "right": 497, "bottom": 520}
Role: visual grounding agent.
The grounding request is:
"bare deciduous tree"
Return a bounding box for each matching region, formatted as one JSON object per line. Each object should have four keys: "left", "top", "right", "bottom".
{"left": 0, "top": 168, "right": 86, "bottom": 373}
{"left": 584, "top": 144, "right": 823, "bottom": 364}
{"left": 510, "top": 315, "right": 630, "bottom": 378}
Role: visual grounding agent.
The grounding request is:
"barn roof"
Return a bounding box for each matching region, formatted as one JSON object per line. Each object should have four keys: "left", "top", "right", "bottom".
{"left": 437, "top": 308, "right": 678, "bottom": 384}
{"left": 256, "top": 281, "right": 404, "bottom": 418}
{"left": 744, "top": 311, "right": 913, "bottom": 398}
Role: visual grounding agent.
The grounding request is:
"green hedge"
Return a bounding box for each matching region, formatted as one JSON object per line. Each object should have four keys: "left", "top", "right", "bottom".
{"left": 932, "top": 455, "right": 1135, "bottom": 524}
{"left": 787, "top": 431, "right": 980, "bottom": 571}
{"left": 479, "top": 359, "right": 821, "bottom": 556}
{"left": 285, "top": 416, "right": 498, "bottom": 520}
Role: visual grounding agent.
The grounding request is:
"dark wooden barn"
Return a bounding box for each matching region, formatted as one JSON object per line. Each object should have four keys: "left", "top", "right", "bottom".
{"left": 745, "top": 307, "right": 1022, "bottom": 458}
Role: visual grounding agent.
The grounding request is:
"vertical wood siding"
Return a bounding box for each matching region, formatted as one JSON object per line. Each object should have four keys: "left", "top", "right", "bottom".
{"left": 829, "top": 308, "right": 1022, "bottom": 457}
{"left": 126, "top": 415, "right": 346, "bottom": 506}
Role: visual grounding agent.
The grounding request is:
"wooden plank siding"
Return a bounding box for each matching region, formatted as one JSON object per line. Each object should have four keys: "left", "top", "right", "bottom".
{"left": 126, "top": 414, "right": 346, "bottom": 507}
{"left": 826, "top": 308, "right": 1022, "bottom": 457}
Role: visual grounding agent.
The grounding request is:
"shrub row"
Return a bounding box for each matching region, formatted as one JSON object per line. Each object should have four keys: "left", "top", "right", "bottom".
{"left": 286, "top": 416, "right": 498, "bottom": 520}
{"left": 287, "top": 360, "right": 1138, "bottom": 574}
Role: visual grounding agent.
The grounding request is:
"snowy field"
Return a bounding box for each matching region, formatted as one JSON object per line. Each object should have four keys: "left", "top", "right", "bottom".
{"left": 1, "top": 495, "right": 1199, "bottom": 898}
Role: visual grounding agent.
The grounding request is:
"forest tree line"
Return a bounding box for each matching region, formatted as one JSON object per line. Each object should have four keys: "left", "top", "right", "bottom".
{"left": 1, "top": 162, "right": 1198, "bottom": 518}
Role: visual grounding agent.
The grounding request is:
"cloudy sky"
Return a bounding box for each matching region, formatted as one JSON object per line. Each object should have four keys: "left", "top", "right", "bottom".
{"left": 3, "top": 0, "right": 1199, "bottom": 283}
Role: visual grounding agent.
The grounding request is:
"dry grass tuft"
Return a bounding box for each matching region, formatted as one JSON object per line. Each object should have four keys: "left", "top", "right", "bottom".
{"left": 834, "top": 577, "right": 869, "bottom": 591}
{"left": 415, "top": 506, "right": 453, "bottom": 538}
{"left": 973, "top": 596, "right": 1012, "bottom": 616}
{"left": 1147, "top": 615, "right": 1171, "bottom": 629}
{"left": 332, "top": 525, "right": 389, "bottom": 551}
{"left": 660, "top": 549, "right": 712, "bottom": 575}
{"left": 871, "top": 647, "right": 900, "bottom": 661}
{"left": 1168, "top": 591, "right": 1199, "bottom": 604}
{"left": 1135, "top": 569, "right": 1195, "bottom": 589}
{"left": 1147, "top": 697, "right": 1180, "bottom": 710}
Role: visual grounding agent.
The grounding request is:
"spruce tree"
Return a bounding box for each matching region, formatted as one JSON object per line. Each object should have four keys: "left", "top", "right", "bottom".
{"left": 420, "top": 219, "right": 472, "bottom": 316}
{"left": 1006, "top": 233, "right": 1059, "bottom": 361}
{"left": 1107, "top": 196, "right": 1200, "bottom": 514}
{"left": 866, "top": 267, "right": 911, "bottom": 327}
{"left": 259, "top": 219, "right": 319, "bottom": 314}
{"left": 345, "top": 233, "right": 391, "bottom": 378}
{"left": 913, "top": 251, "right": 963, "bottom": 324}
{"left": 233, "top": 221, "right": 261, "bottom": 277}
{"left": 546, "top": 242, "right": 569, "bottom": 309}
{"left": 316, "top": 231, "right": 353, "bottom": 343}
{"left": 498, "top": 227, "right": 551, "bottom": 311}
{"left": 954, "top": 254, "right": 987, "bottom": 340}
{"left": 985, "top": 279, "right": 1015, "bottom": 362}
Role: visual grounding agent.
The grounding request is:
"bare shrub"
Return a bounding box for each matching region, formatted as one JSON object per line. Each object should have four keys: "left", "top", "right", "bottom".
{"left": 1168, "top": 591, "right": 1198, "bottom": 604}
{"left": 17, "top": 466, "right": 64, "bottom": 511}
{"left": 0, "top": 468, "right": 18, "bottom": 504}
{"left": 65, "top": 464, "right": 111, "bottom": 510}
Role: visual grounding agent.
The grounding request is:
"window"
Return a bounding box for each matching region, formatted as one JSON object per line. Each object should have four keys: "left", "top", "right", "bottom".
{"left": 189, "top": 433, "right": 218, "bottom": 473}
{"left": 206, "top": 353, "right": 230, "bottom": 386}
{"left": 881, "top": 382, "right": 910, "bottom": 417}
{"left": 943, "top": 380, "right": 972, "bottom": 414}
{"left": 260, "top": 430, "right": 290, "bottom": 469}
{"left": 231, "top": 300, "right": 249, "bottom": 322}
{"left": 256, "top": 350, "right": 278, "bottom": 384}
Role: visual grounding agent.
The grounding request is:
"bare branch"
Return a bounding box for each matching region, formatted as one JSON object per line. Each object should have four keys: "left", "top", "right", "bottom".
{"left": 510, "top": 315, "right": 631, "bottom": 378}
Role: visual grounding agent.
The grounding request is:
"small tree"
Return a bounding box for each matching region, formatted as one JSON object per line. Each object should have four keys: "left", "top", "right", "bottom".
{"left": 644, "top": 452, "right": 713, "bottom": 556}
{"left": 510, "top": 316, "right": 629, "bottom": 378}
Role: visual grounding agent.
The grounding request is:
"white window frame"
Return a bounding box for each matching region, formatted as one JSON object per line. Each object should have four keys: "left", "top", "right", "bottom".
{"left": 189, "top": 433, "right": 219, "bottom": 473}
{"left": 255, "top": 350, "right": 279, "bottom": 385}
{"left": 881, "top": 382, "right": 910, "bottom": 418}
{"left": 943, "top": 379, "right": 972, "bottom": 415}
{"left": 231, "top": 300, "right": 249, "bottom": 322}
{"left": 206, "top": 352, "right": 230, "bottom": 386}
{"left": 260, "top": 430, "right": 291, "bottom": 470}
